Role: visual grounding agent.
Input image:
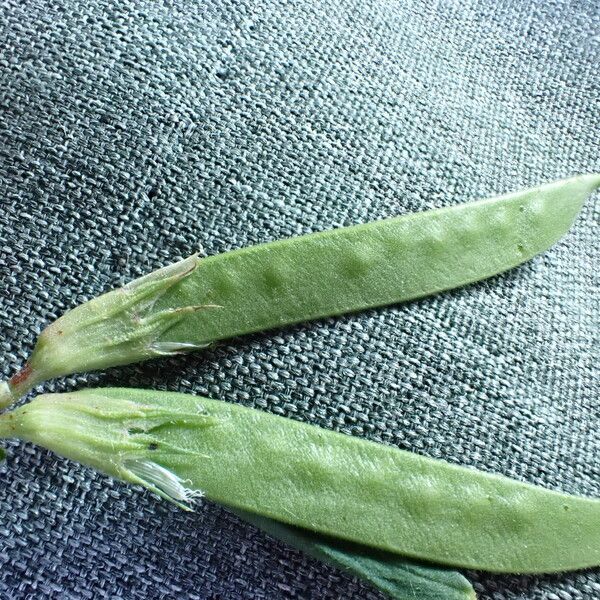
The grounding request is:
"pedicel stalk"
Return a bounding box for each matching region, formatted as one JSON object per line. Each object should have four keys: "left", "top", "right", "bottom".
{"left": 2, "top": 174, "right": 598, "bottom": 407}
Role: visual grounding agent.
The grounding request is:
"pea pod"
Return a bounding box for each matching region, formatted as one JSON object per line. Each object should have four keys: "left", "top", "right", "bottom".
{"left": 234, "top": 510, "right": 476, "bottom": 600}
{"left": 2, "top": 387, "right": 599, "bottom": 574}
{"left": 2, "top": 174, "right": 598, "bottom": 407}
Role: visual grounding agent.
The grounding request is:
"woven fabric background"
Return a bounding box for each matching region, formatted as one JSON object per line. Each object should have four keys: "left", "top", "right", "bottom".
{"left": 0, "top": 0, "right": 598, "bottom": 598}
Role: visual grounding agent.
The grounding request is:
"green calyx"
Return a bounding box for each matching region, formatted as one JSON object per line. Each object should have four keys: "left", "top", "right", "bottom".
{"left": 0, "top": 389, "right": 216, "bottom": 508}
{"left": 0, "top": 255, "right": 220, "bottom": 407}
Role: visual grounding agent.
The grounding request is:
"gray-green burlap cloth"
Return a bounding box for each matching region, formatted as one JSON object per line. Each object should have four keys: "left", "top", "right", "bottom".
{"left": 1, "top": 1, "right": 598, "bottom": 598}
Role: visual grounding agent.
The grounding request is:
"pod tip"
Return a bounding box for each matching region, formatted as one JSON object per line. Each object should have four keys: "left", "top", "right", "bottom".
{"left": 577, "top": 172, "right": 600, "bottom": 192}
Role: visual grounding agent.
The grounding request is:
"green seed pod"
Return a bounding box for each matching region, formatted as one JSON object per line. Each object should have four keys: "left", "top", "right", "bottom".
{"left": 2, "top": 387, "right": 599, "bottom": 575}
{"left": 234, "top": 510, "right": 476, "bottom": 600}
{"left": 2, "top": 174, "right": 598, "bottom": 407}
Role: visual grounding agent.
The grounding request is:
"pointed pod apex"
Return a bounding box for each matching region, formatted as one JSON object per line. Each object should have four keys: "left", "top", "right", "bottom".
{"left": 574, "top": 173, "right": 600, "bottom": 194}
{"left": 551, "top": 173, "right": 600, "bottom": 213}
{"left": 506, "top": 173, "right": 600, "bottom": 256}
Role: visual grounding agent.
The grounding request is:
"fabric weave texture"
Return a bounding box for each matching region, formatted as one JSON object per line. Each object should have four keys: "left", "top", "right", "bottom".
{"left": 0, "top": 0, "right": 599, "bottom": 598}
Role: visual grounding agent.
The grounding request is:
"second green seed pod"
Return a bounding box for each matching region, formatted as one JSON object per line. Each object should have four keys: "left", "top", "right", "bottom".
{"left": 2, "top": 387, "right": 599, "bottom": 575}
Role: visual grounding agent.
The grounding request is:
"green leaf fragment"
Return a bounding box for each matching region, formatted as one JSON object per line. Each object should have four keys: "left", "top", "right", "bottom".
{"left": 234, "top": 510, "right": 476, "bottom": 600}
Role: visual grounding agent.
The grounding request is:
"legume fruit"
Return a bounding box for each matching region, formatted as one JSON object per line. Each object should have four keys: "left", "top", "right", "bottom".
{"left": 2, "top": 174, "right": 597, "bottom": 407}
{"left": 234, "top": 509, "right": 476, "bottom": 600}
{"left": 2, "top": 387, "right": 599, "bottom": 574}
